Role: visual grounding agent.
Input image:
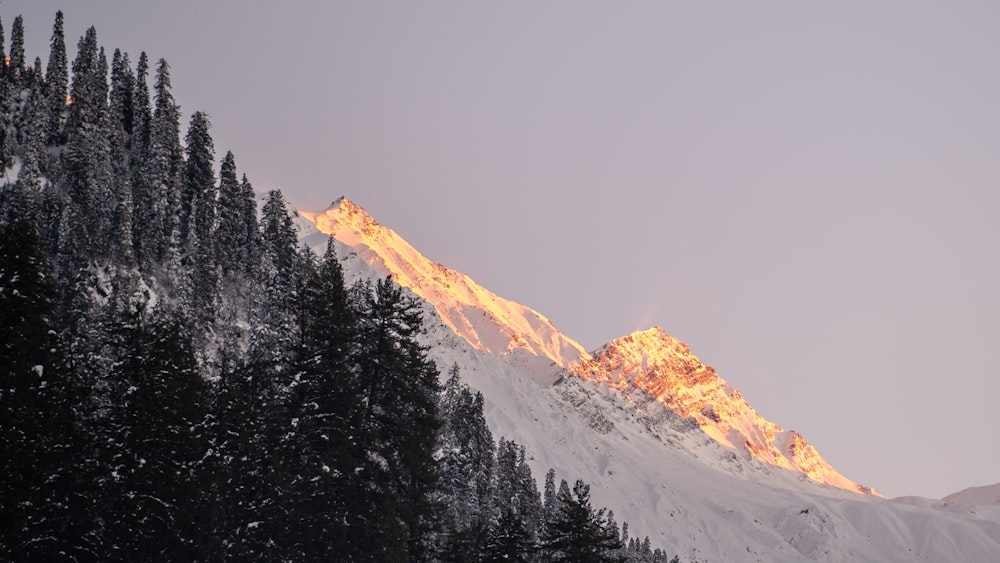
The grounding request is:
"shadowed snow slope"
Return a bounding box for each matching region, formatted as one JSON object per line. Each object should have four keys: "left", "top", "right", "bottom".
{"left": 943, "top": 483, "right": 1000, "bottom": 506}
{"left": 296, "top": 196, "right": 1000, "bottom": 561}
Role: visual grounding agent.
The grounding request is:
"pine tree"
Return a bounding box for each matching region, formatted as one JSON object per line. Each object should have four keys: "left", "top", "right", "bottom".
{"left": 280, "top": 239, "right": 363, "bottom": 559}
{"left": 107, "top": 48, "right": 135, "bottom": 265}
{"left": 438, "top": 364, "right": 495, "bottom": 539}
{"left": 45, "top": 11, "right": 68, "bottom": 145}
{"left": 484, "top": 508, "right": 536, "bottom": 563}
{"left": 9, "top": 15, "right": 25, "bottom": 84}
{"left": 540, "top": 479, "right": 624, "bottom": 563}
{"left": 347, "top": 275, "right": 443, "bottom": 560}
{"left": 183, "top": 111, "right": 219, "bottom": 322}
{"left": 140, "top": 58, "right": 183, "bottom": 271}
{"left": 215, "top": 151, "right": 261, "bottom": 280}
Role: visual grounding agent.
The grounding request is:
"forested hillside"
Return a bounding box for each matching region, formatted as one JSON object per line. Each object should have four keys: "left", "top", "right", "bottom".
{"left": 0, "top": 10, "right": 677, "bottom": 562}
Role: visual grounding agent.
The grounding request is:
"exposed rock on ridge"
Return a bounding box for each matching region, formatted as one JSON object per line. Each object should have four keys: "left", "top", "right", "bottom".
{"left": 568, "top": 327, "right": 878, "bottom": 495}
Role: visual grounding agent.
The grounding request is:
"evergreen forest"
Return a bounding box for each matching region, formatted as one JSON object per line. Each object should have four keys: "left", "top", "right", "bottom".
{"left": 0, "top": 10, "right": 684, "bottom": 562}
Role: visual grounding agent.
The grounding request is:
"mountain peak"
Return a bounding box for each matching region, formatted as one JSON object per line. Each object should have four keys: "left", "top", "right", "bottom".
{"left": 570, "top": 328, "right": 878, "bottom": 496}
{"left": 300, "top": 197, "right": 588, "bottom": 377}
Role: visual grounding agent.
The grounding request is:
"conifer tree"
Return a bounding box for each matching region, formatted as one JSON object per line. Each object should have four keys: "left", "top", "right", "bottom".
{"left": 131, "top": 51, "right": 151, "bottom": 159}
{"left": 540, "top": 479, "right": 624, "bottom": 563}
{"left": 0, "top": 12, "right": 6, "bottom": 71}
{"left": 45, "top": 11, "right": 68, "bottom": 145}
{"left": 215, "top": 150, "right": 258, "bottom": 278}
{"left": 183, "top": 111, "right": 219, "bottom": 322}
{"left": 347, "top": 275, "right": 443, "bottom": 560}
{"left": 9, "top": 15, "right": 25, "bottom": 83}
{"left": 66, "top": 26, "right": 102, "bottom": 134}
{"left": 143, "top": 58, "right": 183, "bottom": 270}
{"left": 438, "top": 364, "right": 495, "bottom": 543}
{"left": 484, "top": 508, "right": 536, "bottom": 563}
{"left": 107, "top": 48, "right": 135, "bottom": 265}
{"left": 281, "top": 239, "right": 362, "bottom": 558}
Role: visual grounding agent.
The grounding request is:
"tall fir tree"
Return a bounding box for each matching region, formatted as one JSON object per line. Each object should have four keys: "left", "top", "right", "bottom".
{"left": 183, "top": 111, "right": 219, "bottom": 323}
{"left": 45, "top": 10, "right": 68, "bottom": 145}
{"left": 280, "top": 239, "right": 363, "bottom": 559}
{"left": 9, "top": 14, "right": 25, "bottom": 84}
{"left": 540, "top": 479, "right": 624, "bottom": 563}
{"left": 347, "top": 275, "right": 443, "bottom": 561}
{"left": 438, "top": 363, "right": 496, "bottom": 554}
{"left": 215, "top": 150, "right": 259, "bottom": 279}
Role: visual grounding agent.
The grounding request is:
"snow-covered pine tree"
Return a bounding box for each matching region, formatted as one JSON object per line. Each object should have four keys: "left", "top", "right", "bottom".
{"left": 437, "top": 363, "right": 496, "bottom": 558}
{"left": 348, "top": 275, "right": 443, "bottom": 561}
{"left": 9, "top": 15, "right": 25, "bottom": 84}
{"left": 540, "top": 479, "right": 625, "bottom": 563}
{"left": 107, "top": 48, "right": 135, "bottom": 266}
{"left": 279, "top": 239, "right": 362, "bottom": 559}
{"left": 45, "top": 11, "right": 68, "bottom": 145}
{"left": 146, "top": 58, "right": 183, "bottom": 271}
{"left": 183, "top": 111, "right": 219, "bottom": 324}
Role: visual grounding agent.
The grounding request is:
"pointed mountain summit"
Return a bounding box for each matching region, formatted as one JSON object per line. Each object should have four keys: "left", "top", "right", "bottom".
{"left": 299, "top": 197, "right": 588, "bottom": 379}
{"left": 568, "top": 327, "right": 877, "bottom": 495}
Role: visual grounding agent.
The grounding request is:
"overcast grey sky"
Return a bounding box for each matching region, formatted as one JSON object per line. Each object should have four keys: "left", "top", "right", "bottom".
{"left": 8, "top": 1, "right": 999, "bottom": 499}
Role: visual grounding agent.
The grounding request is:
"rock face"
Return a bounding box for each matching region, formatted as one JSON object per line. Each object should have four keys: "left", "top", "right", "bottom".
{"left": 568, "top": 327, "right": 876, "bottom": 495}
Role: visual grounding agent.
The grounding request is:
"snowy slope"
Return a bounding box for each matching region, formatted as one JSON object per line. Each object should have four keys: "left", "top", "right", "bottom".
{"left": 295, "top": 197, "right": 1000, "bottom": 561}
{"left": 943, "top": 483, "right": 1000, "bottom": 506}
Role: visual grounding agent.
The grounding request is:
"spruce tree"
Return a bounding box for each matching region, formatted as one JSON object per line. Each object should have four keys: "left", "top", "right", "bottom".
{"left": 540, "top": 479, "right": 624, "bottom": 563}
{"left": 9, "top": 15, "right": 25, "bottom": 84}
{"left": 215, "top": 150, "right": 257, "bottom": 278}
{"left": 281, "top": 239, "right": 362, "bottom": 559}
{"left": 347, "top": 275, "right": 443, "bottom": 560}
{"left": 141, "top": 58, "right": 183, "bottom": 271}
{"left": 438, "top": 364, "right": 495, "bottom": 545}
{"left": 45, "top": 11, "right": 68, "bottom": 145}
{"left": 107, "top": 48, "right": 135, "bottom": 265}
{"left": 183, "top": 111, "right": 219, "bottom": 322}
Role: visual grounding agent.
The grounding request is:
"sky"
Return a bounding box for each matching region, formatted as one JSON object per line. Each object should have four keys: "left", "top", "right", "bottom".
{"left": 7, "top": 1, "right": 999, "bottom": 500}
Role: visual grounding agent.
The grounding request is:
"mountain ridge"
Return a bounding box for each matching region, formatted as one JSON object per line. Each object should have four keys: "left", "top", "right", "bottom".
{"left": 300, "top": 197, "right": 872, "bottom": 495}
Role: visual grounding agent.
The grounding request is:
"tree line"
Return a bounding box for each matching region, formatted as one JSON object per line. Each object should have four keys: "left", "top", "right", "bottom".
{"left": 0, "top": 10, "right": 681, "bottom": 562}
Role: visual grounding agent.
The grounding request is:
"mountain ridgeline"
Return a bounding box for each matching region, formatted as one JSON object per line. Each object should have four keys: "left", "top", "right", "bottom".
{"left": 0, "top": 11, "right": 675, "bottom": 562}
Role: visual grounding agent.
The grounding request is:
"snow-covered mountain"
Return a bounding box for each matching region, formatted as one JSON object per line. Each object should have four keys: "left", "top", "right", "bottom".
{"left": 943, "top": 483, "right": 1000, "bottom": 506}
{"left": 296, "top": 197, "right": 1000, "bottom": 561}
{"left": 569, "top": 327, "right": 876, "bottom": 496}
{"left": 301, "top": 197, "right": 865, "bottom": 494}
